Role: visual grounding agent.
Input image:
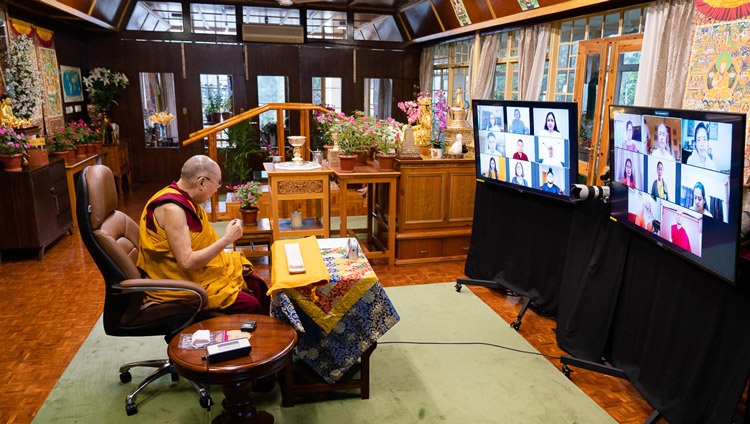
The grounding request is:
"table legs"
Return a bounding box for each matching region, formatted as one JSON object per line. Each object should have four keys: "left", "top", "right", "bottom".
{"left": 214, "top": 380, "right": 274, "bottom": 424}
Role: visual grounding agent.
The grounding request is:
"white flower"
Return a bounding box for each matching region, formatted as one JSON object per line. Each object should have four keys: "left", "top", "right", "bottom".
{"left": 82, "top": 67, "right": 129, "bottom": 109}
{"left": 4, "top": 35, "right": 42, "bottom": 121}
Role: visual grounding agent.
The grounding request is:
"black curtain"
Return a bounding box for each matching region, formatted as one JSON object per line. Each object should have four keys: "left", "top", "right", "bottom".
{"left": 465, "top": 180, "right": 750, "bottom": 422}
{"left": 464, "top": 182, "right": 575, "bottom": 315}
{"left": 556, "top": 199, "right": 629, "bottom": 362}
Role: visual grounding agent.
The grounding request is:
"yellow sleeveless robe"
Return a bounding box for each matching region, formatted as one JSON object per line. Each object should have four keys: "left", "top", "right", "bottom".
{"left": 136, "top": 185, "right": 251, "bottom": 310}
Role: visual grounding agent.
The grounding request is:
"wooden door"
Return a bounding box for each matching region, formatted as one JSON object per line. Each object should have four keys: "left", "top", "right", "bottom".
{"left": 574, "top": 35, "right": 642, "bottom": 185}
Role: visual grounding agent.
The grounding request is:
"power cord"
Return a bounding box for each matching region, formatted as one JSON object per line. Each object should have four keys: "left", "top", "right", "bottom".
{"left": 378, "top": 340, "right": 562, "bottom": 361}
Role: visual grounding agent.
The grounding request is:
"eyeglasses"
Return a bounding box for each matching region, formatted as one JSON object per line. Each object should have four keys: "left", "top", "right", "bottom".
{"left": 199, "top": 176, "right": 222, "bottom": 187}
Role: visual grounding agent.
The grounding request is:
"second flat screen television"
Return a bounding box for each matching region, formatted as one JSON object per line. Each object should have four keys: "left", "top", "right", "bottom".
{"left": 609, "top": 105, "right": 746, "bottom": 284}
{"left": 472, "top": 100, "right": 579, "bottom": 202}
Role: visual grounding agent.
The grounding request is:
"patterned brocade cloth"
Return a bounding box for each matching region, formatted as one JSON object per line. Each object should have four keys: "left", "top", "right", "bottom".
{"left": 271, "top": 242, "right": 400, "bottom": 384}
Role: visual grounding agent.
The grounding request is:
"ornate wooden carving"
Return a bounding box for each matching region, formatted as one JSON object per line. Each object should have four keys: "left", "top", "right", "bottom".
{"left": 277, "top": 179, "right": 324, "bottom": 194}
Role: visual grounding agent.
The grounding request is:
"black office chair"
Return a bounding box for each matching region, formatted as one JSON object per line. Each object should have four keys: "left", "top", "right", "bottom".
{"left": 76, "top": 165, "right": 213, "bottom": 415}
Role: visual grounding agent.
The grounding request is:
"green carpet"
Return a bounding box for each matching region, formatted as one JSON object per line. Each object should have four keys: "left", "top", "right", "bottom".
{"left": 33, "top": 283, "right": 614, "bottom": 423}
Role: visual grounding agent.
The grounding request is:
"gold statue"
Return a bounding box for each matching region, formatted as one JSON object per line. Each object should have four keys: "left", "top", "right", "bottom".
{"left": 413, "top": 96, "right": 432, "bottom": 146}
{"left": 0, "top": 98, "right": 31, "bottom": 128}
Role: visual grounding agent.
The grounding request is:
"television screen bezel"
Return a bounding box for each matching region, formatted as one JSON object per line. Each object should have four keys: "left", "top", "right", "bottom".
{"left": 608, "top": 104, "right": 746, "bottom": 285}
{"left": 471, "top": 99, "right": 579, "bottom": 203}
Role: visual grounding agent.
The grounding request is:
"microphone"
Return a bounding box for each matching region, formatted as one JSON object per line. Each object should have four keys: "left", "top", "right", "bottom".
{"left": 570, "top": 184, "right": 610, "bottom": 202}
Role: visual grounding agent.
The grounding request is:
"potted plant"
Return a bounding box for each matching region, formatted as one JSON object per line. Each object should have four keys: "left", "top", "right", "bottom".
{"left": 82, "top": 67, "right": 129, "bottom": 113}
{"left": 231, "top": 180, "right": 262, "bottom": 225}
{"left": 430, "top": 136, "right": 444, "bottom": 159}
{"left": 47, "top": 135, "right": 74, "bottom": 161}
{"left": 373, "top": 117, "right": 401, "bottom": 170}
{"left": 220, "top": 119, "right": 262, "bottom": 186}
{"left": 0, "top": 126, "right": 30, "bottom": 172}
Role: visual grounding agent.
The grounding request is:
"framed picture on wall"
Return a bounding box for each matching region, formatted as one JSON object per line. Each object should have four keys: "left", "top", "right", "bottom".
{"left": 60, "top": 65, "right": 83, "bottom": 103}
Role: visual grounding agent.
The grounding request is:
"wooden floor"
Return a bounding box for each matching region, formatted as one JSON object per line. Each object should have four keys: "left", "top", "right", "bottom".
{"left": 0, "top": 181, "right": 661, "bottom": 424}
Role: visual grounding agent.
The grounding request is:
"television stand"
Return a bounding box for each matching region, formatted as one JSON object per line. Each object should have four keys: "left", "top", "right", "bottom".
{"left": 559, "top": 356, "right": 663, "bottom": 424}
{"left": 455, "top": 278, "right": 531, "bottom": 330}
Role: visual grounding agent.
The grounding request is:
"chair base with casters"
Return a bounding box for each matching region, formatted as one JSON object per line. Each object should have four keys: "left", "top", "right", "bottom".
{"left": 120, "top": 358, "right": 213, "bottom": 415}
{"left": 76, "top": 165, "right": 220, "bottom": 416}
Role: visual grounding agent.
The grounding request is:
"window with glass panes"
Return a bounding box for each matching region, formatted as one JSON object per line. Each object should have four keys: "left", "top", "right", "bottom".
{"left": 190, "top": 3, "right": 236, "bottom": 35}
{"left": 312, "top": 77, "right": 342, "bottom": 113}
{"left": 307, "top": 10, "right": 347, "bottom": 40}
{"left": 490, "top": 30, "right": 519, "bottom": 100}
{"left": 550, "top": 6, "right": 647, "bottom": 102}
{"left": 432, "top": 38, "right": 472, "bottom": 109}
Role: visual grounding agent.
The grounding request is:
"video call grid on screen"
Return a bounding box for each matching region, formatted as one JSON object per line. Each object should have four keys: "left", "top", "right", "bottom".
{"left": 472, "top": 100, "right": 578, "bottom": 203}
{"left": 609, "top": 105, "right": 745, "bottom": 283}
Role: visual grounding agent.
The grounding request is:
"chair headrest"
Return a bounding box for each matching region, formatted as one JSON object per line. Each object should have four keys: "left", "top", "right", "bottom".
{"left": 85, "top": 165, "right": 119, "bottom": 230}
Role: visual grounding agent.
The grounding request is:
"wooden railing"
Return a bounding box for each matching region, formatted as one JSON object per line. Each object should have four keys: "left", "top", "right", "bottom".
{"left": 182, "top": 102, "right": 331, "bottom": 221}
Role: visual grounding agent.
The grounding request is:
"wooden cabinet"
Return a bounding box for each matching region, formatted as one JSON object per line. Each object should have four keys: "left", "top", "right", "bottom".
{"left": 392, "top": 158, "right": 475, "bottom": 264}
{"left": 264, "top": 162, "right": 332, "bottom": 241}
{"left": 101, "top": 141, "right": 131, "bottom": 193}
{"left": 0, "top": 159, "right": 72, "bottom": 261}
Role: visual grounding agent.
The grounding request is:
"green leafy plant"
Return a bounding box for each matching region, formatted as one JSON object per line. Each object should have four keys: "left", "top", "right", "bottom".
{"left": 373, "top": 118, "right": 402, "bottom": 155}
{"left": 315, "top": 110, "right": 376, "bottom": 155}
{"left": 82, "top": 67, "right": 129, "bottom": 110}
{"left": 0, "top": 126, "right": 30, "bottom": 154}
{"left": 203, "top": 86, "right": 222, "bottom": 114}
{"left": 231, "top": 180, "right": 262, "bottom": 209}
{"left": 220, "top": 119, "right": 262, "bottom": 186}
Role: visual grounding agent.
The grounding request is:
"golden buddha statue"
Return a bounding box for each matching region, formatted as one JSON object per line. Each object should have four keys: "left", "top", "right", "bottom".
{"left": 0, "top": 97, "right": 32, "bottom": 128}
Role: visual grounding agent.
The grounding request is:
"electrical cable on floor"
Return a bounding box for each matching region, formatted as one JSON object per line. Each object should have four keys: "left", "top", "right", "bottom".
{"left": 379, "top": 341, "right": 562, "bottom": 360}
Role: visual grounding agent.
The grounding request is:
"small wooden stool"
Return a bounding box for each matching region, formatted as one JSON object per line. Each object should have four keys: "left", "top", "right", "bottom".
{"left": 234, "top": 217, "right": 274, "bottom": 263}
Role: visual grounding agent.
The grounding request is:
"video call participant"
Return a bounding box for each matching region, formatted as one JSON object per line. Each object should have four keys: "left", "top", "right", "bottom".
{"left": 541, "top": 144, "right": 563, "bottom": 168}
{"left": 541, "top": 112, "right": 562, "bottom": 138}
{"left": 620, "top": 157, "right": 636, "bottom": 188}
{"left": 509, "top": 108, "right": 528, "bottom": 135}
{"left": 635, "top": 196, "right": 654, "bottom": 232}
{"left": 651, "top": 123, "right": 675, "bottom": 160}
{"left": 539, "top": 167, "right": 563, "bottom": 195}
{"left": 484, "top": 157, "right": 499, "bottom": 179}
{"left": 650, "top": 161, "right": 669, "bottom": 201}
{"left": 686, "top": 122, "right": 717, "bottom": 171}
{"left": 670, "top": 210, "right": 691, "bottom": 251}
{"left": 485, "top": 132, "right": 503, "bottom": 155}
{"left": 512, "top": 139, "right": 528, "bottom": 161}
{"left": 622, "top": 120, "right": 638, "bottom": 152}
{"left": 511, "top": 162, "right": 529, "bottom": 187}
{"left": 137, "top": 155, "right": 270, "bottom": 315}
{"left": 691, "top": 181, "right": 712, "bottom": 217}
{"left": 485, "top": 112, "right": 502, "bottom": 131}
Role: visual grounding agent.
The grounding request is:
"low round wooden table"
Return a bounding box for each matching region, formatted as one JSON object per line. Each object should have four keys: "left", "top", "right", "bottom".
{"left": 168, "top": 314, "right": 297, "bottom": 424}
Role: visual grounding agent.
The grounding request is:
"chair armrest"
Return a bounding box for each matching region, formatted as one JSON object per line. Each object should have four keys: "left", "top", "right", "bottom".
{"left": 116, "top": 278, "right": 209, "bottom": 337}
{"left": 117, "top": 278, "right": 208, "bottom": 307}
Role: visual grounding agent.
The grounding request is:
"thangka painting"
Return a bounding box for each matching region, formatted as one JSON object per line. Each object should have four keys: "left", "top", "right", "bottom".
{"left": 37, "top": 46, "right": 63, "bottom": 128}
{"left": 518, "top": 0, "right": 540, "bottom": 11}
{"left": 449, "top": 0, "right": 471, "bottom": 26}
{"left": 683, "top": 19, "right": 750, "bottom": 180}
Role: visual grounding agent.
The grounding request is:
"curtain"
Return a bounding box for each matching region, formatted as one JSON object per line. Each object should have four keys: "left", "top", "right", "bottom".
{"left": 633, "top": 0, "right": 695, "bottom": 108}
{"left": 519, "top": 24, "right": 551, "bottom": 101}
{"left": 466, "top": 33, "right": 501, "bottom": 125}
{"left": 419, "top": 46, "right": 433, "bottom": 94}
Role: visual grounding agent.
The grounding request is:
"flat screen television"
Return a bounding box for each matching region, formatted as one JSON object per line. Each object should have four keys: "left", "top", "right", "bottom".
{"left": 472, "top": 100, "right": 579, "bottom": 202}
{"left": 609, "top": 105, "right": 746, "bottom": 284}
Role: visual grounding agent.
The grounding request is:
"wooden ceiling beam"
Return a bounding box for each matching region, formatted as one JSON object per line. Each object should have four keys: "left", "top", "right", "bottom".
{"left": 36, "top": 0, "right": 117, "bottom": 30}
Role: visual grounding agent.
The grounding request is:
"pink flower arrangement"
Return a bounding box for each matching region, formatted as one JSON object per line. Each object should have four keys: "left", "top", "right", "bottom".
{"left": 433, "top": 91, "right": 449, "bottom": 133}
{"left": 398, "top": 91, "right": 449, "bottom": 132}
{"left": 397, "top": 92, "right": 430, "bottom": 125}
{"left": 0, "top": 126, "right": 30, "bottom": 155}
